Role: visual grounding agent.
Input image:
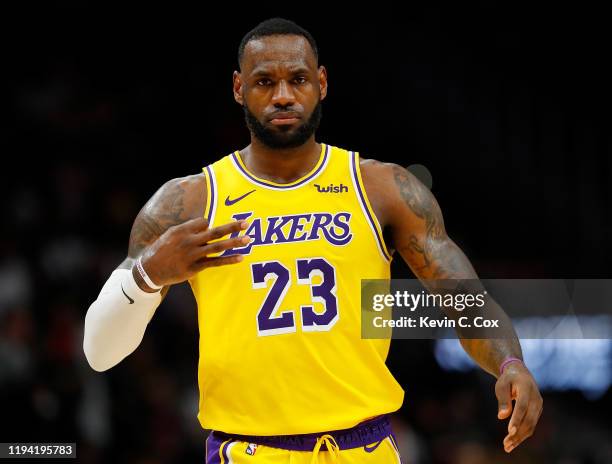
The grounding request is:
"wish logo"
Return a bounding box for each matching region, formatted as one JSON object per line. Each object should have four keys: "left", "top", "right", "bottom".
{"left": 314, "top": 183, "right": 349, "bottom": 193}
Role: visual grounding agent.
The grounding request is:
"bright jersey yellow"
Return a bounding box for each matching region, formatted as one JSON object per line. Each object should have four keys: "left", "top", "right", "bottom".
{"left": 189, "top": 143, "right": 404, "bottom": 435}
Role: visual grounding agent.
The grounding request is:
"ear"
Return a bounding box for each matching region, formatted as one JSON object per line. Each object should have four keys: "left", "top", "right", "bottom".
{"left": 318, "top": 65, "right": 328, "bottom": 101}
{"left": 233, "top": 70, "right": 244, "bottom": 106}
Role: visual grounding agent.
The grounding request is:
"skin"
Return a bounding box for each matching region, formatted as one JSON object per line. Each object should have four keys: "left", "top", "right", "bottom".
{"left": 233, "top": 35, "right": 327, "bottom": 182}
{"left": 117, "top": 34, "right": 542, "bottom": 453}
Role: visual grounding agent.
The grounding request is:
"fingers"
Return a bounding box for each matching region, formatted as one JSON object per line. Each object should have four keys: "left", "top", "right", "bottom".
{"left": 496, "top": 365, "right": 544, "bottom": 453}
{"left": 192, "top": 254, "right": 244, "bottom": 272}
{"left": 507, "top": 386, "right": 528, "bottom": 437}
{"left": 189, "top": 220, "right": 251, "bottom": 268}
{"left": 183, "top": 217, "right": 210, "bottom": 232}
{"left": 200, "top": 220, "right": 249, "bottom": 241}
{"left": 181, "top": 218, "right": 248, "bottom": 239}
{"left": 495, "top": 376, "right": 513, "bottom": 420}
{"left": 191, "top": 220, "right": 250, "bottom": 257}
{"left": 197, "top": 235, "right": 251, "bottom": 257}
{"left": 504, "top": 388, "right": 543, "bottom": 453}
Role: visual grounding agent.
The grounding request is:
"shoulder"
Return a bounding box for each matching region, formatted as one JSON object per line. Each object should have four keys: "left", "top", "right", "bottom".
{"left": 358, "top": 155, "right": 409, "bottom": 202}
{"left": 130, "top": 173, "right": 207, "bottom": 249}
{"left": 359, "top": 156, "right": 431, "bottom": 200}
{"left": 355, "top": 157, "right": 399, "bottom": 228}
{"left": 150, "top": 173, "right": 207, "bottom": 211}
{"left": 359, "top": 156, "right": 416, "bottom": 183}
{"left": 357, "top": 156, "right": 437, "bottom": 225}
{"left": 359, "top": 156, "right": 396, "bottom": 177}
{"left": 122, "top": 172, "right": 208, "bottom": 262}
{"left": 146, "top": 173, "right": 207, "bottom": 218}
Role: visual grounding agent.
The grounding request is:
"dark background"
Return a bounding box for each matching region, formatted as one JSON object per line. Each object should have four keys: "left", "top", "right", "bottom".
{"left": 2, "top": 3, "right": 611, "bottom": 463}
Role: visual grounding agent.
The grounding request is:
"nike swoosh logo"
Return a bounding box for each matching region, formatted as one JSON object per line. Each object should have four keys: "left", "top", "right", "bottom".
{"left": 121, "top": 284, "right": 134, "bottom": 304}
{"left": 363, "top": 440, "right": 384, "bottom": 453}
{"left": 225, "top": 189, "right": 255, "bottom": 206}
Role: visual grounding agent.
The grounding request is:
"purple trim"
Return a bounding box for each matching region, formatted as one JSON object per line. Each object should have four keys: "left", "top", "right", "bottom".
{"left": 205, "top": 165, "right": 216, "bottom": 224}
{"left": 221, "top": 440, "right": 232, "bottom": 462}
{"left": 232, "top": 144, "right": 329, "bottom": 189}
{"left": 390, "top": 433, "right": 403, "bottom": 463}
{"left": 205, "top": 433, "right": 223, "bottom": 464}
{"left": 211, "top": 415, "right": 392, "bottom": 452}
{"left": 350, "top": 152, "right": 392, "bottom": 260}
{"left": 390, "top": 433, "right": 400, "bottom": 451}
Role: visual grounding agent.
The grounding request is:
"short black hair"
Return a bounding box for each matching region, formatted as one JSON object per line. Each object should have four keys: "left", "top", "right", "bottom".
{"left": 238, "top": 18, "right": 318, "bottom": 68}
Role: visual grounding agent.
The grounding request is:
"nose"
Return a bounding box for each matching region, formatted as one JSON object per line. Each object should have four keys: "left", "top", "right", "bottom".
{"left": 271, "top": 80, "right": 296, "bottom": 107}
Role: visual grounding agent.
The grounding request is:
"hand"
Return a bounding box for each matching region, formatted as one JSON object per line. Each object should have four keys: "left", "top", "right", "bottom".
{"left": 139, "top": 218, "right": 250, "bottom": 287}
{"left": 495, "top": 361, "right": 543, "bottom": 453}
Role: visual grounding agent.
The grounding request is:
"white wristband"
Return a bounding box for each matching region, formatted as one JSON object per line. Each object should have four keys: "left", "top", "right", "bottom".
{"left": 136, "top": 256, "right": 163, "bottom": 290}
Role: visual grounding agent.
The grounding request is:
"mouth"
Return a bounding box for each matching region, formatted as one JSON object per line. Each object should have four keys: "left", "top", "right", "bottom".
{"left": 268, "top": 112, "right": 301, "bottom": 126}
{"left": 270, "top": 117, "right": 300, "bottom": 126}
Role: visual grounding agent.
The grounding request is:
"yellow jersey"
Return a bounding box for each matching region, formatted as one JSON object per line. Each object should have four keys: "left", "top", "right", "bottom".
{"left": 189, "top": 143, "right": 404, "bottom": 435}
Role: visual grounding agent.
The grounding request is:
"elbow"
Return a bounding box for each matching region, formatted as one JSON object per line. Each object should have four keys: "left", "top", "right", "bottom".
{"left": 83, "top": 338, "right": 117, "bottom": 372}
{"left": 84, "top": 347, "right": 111, "bottom": 372}
{"left": 82, "top": 291, "right": 150, "bottom": 372}
{"left": 87, "top": 360, "right": 111, "bottom": 373}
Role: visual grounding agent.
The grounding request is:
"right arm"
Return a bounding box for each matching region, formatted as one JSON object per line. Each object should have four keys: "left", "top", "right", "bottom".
{"left": 83, "top": 174, "right": 248, "bottom": 371}
{"left": 120, "top": 173, "right": 207, "bottom": 294}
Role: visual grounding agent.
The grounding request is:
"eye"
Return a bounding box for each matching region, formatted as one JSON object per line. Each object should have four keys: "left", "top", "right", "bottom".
{"left": 293, "top": 76, "right": 307, "bottom": 85}
{"left": 256, "top": 78, "right": 272, "bottom": 86}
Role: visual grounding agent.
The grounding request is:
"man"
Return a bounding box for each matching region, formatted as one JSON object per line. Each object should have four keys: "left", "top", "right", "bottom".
{"left": 84, "top": 18, "right": 542, "bottom": 463}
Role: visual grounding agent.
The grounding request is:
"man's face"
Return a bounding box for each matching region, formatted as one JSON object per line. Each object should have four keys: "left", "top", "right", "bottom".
{"left": 233, "top": 34, "right": 327, "bottom": 149}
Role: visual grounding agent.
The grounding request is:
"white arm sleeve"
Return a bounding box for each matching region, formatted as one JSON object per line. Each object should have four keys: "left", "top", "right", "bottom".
{"left": 83, "top": 268, "right": 162, "bottom": 372}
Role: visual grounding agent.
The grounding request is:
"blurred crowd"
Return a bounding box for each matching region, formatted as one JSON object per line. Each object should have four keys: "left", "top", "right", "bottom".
{"left": 3, "top": 5, "right": 611, "bottom": 463}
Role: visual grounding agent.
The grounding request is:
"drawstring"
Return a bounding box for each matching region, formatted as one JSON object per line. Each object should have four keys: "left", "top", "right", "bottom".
{"left": 310, "top": 434, "right": 340, "bottom": 464}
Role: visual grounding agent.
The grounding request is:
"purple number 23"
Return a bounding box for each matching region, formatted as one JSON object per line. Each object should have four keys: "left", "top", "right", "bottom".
{"left": 251, "top": 258, "right": 338, "bottom": 336}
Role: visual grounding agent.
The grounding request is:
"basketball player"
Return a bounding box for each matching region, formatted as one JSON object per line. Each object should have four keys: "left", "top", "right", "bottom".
{"left": 83, "top": 18, "right": 542, "bottom": 462}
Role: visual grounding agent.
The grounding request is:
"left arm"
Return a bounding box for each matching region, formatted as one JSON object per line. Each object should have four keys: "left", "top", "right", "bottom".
{"left": 360, "top": 158, "right": 543, "bottom": 453}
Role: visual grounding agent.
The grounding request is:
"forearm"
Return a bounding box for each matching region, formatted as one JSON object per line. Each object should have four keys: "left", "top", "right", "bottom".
{"left": 83, "top": 268, "right": 162, "bottom": 371}
{"left": 460, "top": 337, "right": 522, "bottom": 378}
{"left": 423, "top": 243, "right": 523, "bottom": 377}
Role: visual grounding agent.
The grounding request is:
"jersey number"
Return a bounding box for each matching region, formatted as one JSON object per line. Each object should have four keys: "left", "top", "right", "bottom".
{"left": 251, "top": 258, "right": 338, "bottom": 336}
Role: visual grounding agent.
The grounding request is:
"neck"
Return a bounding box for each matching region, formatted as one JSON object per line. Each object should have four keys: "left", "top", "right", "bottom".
{"left": 239, "top": 136, "right": 321, "bottom": 184}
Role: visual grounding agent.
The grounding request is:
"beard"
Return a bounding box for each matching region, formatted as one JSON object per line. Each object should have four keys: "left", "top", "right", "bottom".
{"left": 243, "top": 101, "right": 322, "bottom": 149}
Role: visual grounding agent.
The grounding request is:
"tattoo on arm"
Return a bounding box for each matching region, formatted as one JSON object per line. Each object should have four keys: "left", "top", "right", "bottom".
{"left": 127, "top": 181, "right": 187, "bottom": 258}
{"left": 392, "top": 165, "right": 521, "bottom": 374}
{"left": 116, "top": 179, "right": 192, "bottom": 300}
{"left": 392, "top": 165, "right": 473, "bottom": 279}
